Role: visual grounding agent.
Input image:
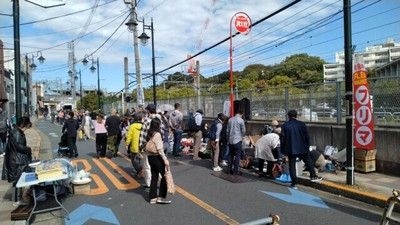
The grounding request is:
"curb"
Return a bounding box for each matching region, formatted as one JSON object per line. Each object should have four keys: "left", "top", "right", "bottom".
{"left": 298, "top": 177, "right": 388, "bottom": 208}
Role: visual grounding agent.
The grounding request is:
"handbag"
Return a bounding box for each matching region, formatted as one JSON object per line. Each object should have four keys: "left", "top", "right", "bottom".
{"left": 271, "top": 162, "right": 283, "bottom": 179}
{"left": 165, "top": 166, "right": 175, "bottom": 195}
{"left": 145, "top": 139, "right": 158, "bottom": 154}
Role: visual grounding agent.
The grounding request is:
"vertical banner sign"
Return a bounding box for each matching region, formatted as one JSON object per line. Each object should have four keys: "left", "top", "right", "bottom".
{"left": 353, "top": 61, "right": 375, "bottom": 150}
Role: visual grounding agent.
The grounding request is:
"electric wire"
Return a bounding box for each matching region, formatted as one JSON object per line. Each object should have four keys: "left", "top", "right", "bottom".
{"left": 0, "top": 0, "right": 117, "bottom": 29}
{"left": 198, "top": 0, "right": 384, "bottom": 75}
{"left": 155, "top": 0, "right": 303, "bottom": 76}
{"left": 6, "top": 10, "right": 130, "bottom": 72}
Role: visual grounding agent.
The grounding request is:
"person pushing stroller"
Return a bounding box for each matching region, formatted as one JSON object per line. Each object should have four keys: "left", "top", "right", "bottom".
{"left": 62, "top": 111, "right": 80, "bottom": 158}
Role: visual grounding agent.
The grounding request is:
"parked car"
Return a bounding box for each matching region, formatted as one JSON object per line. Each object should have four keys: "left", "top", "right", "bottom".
{"left": 373, "top": 111, "right": 393, "bottom": 119}
{"left": 252, "top": 109, "right": 267, "bottom": 118}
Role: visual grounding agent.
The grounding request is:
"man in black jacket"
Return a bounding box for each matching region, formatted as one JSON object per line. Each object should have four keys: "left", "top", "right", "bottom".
{"left": 106, "top": 109, "right": 121, "bottom": 157}
{"left": 62, "top": 111, "right": 80, "bottom": 157}
{"left": 281, "top": 110, "right": 322, "bottom": 189}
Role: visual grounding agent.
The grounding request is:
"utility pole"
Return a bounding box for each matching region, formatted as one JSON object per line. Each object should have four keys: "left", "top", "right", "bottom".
{"left": 68, "top": 41, "right": 76, "bottom": 106}
{"left": 343, "top": 0, "right": 354, "bottom": 185}
{"left": 124, "top": 57, "right": 128, "bottom": 112}
{"left": 13, "top": 0, "right": 22, "bottom": 118}
{"left": 126, "top": 0, "right": 144, "bottom": 106}
{"left": 25, "top": 55, "right": 30, "bottom": 117}
{"left": 195, "top": 60, "right": 201, "bottom": 110}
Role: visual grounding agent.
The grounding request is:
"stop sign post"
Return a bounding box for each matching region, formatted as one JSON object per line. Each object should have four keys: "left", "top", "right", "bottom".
{"left": 229, "top": 12, "right": 251, "bottom": 117}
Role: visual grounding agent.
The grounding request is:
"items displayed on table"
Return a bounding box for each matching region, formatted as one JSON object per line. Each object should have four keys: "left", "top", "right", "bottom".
{"left": 35, "top": 160, "right": 66, "bottom": 181}
{"left": 71, "top": 170, "right": 91, "bottom": 185}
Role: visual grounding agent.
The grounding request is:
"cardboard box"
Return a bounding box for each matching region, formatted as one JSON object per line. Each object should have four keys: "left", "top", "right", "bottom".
{"left": 73, "top": 183, "right": 90, "bottom": 195}
{"left": 354, "top": 149, "right": 376, "bottom": 160}
{"left": 355, "top": 159, "right": 376, "bottom": 173}
{"left": 249, "top": 135, "right": 262, "bottom": 146}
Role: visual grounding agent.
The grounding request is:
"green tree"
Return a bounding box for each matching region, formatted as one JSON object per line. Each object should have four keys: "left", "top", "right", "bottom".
{"left": 80, "top": 92, "right": 100, "bottom": 111}
{"left": 300, "top": 70, "right": 324, "bottom": 84}
{"left": 242, "top": 64, "right": 270, "bottom": 81}
{"left": 279, "top": 53, "right": 325, "bottom": 83}
{"left": 269, "top": 75, "right": 293, "bottom": 86}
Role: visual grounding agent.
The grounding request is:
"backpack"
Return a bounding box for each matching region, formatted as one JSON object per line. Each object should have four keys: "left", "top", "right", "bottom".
{"left": 207, "top": 119, "right": 220, "bottom": 141}
{"left": 188, "top": 114, "right": 198, "bottom": 132}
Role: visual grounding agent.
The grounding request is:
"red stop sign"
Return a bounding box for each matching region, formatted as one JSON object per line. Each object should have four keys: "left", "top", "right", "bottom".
{"left": 234, "top": 13, "right": 251, "bottom": 34}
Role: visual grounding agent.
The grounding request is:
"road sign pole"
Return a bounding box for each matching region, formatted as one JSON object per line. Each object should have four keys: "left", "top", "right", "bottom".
{"left": 229, "top": 12, "right": 251, "bottom": 117}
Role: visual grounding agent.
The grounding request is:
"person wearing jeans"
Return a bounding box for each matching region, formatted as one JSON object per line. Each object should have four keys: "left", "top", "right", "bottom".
{"left": 169, "top": 103, "right": 183, "bottom": 156}
{"left": 226, "top": 110, "right": 246, "bottom": 175}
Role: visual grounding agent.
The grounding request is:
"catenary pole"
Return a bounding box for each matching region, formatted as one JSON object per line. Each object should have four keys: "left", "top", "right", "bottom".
{"left": 343, "top": 0, "right": 354, "bottom": 185}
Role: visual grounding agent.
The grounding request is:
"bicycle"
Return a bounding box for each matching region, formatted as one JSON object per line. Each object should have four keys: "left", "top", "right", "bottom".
{"left": 381, "top": 189, "right": 400, "bottom": 225}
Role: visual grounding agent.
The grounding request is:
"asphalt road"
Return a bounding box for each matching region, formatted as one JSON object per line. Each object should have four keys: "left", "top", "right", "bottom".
{"left": 36, "top": 120, "right": 383, "bottom": 225}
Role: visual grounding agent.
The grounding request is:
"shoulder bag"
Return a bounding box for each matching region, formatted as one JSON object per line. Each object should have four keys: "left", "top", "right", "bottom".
{"left": 145, "top": 138, "right": 158, "bottom": 154}
{"left": 165, "top": 166, "right": 175, "bottom": 195}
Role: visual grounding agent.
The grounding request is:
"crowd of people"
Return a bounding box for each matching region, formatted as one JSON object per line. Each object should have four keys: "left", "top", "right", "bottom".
{"left": 185, "top": 107, "right": 324, "bottom": 190}
{"left": 1, "top": 103, "right": 325, "bottom": 205}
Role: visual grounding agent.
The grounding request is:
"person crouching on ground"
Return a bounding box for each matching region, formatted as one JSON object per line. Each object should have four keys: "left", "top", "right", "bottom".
{"left": 255, "top": 127, "right": 282, "bottom": 178}
{"left": 146, "top": 117, "right": 171, "bottom": 204}
{"left": 1, "top": 116, "right": 33, "bottom": 205}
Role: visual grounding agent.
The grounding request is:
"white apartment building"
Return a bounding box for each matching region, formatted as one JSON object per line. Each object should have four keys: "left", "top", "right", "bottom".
{"left": 323, "top": 39, "right": 400, "bottom": 82}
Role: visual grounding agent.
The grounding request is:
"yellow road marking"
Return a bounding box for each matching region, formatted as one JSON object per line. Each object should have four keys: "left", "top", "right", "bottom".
{"left": 93, "top": 158, "right": 140, "bottom": 190}
{"left": 176, "top": 186, "right": 239, "bottom": 225}
{"left": 119, "top": 153, "right": 239, "bottom": 225}
{"left": 71, "top": 159, "right": 108, "bottom": 195}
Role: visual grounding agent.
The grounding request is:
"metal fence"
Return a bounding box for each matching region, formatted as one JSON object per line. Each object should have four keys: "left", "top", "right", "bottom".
{"left": 103, "top": 76, "right": 400, "bottom": 127}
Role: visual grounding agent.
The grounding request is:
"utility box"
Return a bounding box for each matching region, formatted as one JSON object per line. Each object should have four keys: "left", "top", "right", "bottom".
{"left": 72, "top": 183, "right": 90, "bottom": 195}
{"left": 354, "top": 149, "right": 376, "bottom": 160}
{"left": 354, "top": 148, "right": 376, "bottom": 172}
{"left": 355, "top": 159, "right": 376, "bottom": 173}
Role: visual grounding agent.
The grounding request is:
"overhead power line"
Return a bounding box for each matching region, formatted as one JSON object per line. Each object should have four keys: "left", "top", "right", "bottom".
{"left": 0, "top": 0, "right": 117, "bottom": 29}
{"left": 155, "top": 0, "right": 303, "bottom": 76}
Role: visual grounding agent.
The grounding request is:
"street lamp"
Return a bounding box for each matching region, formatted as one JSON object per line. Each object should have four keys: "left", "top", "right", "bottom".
{"left": 82, "top": 56, "right": 101, "bottom": 111}
{"left": 78, "top": 70, "right": 82, "bottom": 108}
{"left": 67, "top": 69, "right": 80, "bottom": 107}
{"left": 137, "top": 18, "right": 156, "bottom": 106}
{"left": 26, "top": 52, "right": 45, "bottom": 117}
{"left": 125, "top": 0, "right": 145, "bottom": 107}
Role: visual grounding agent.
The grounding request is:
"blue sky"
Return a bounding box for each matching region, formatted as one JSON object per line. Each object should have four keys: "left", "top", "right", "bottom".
{"left": 0, "top": 0, "right": 399, "bottom": 93}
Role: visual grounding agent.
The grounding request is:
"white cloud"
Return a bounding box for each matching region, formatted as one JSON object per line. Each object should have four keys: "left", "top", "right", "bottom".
{"left": 0, "top": 0, "right": 399, "bottom": 91}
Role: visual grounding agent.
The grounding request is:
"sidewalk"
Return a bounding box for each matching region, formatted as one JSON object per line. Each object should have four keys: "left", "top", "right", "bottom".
{"left": 0, "top": 119, "right": 63, "bottom": 225}
{"left": 298, "top": 168, "right": 397, "bottom": 208}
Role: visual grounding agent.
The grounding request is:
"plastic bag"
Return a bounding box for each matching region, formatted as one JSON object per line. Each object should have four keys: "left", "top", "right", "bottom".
{"left": 324, "top": 146, "right": 338, "bottom": 157}
{"left": 276, "top": 173, "right": 292, "bottom": 183}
